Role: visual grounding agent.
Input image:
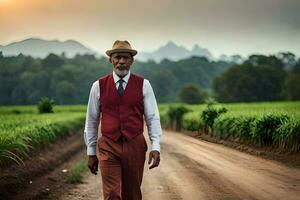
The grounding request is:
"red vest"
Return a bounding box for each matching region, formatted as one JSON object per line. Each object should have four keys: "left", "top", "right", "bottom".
{"left": 99, "top": 73, "right": 144, "bottom": 141}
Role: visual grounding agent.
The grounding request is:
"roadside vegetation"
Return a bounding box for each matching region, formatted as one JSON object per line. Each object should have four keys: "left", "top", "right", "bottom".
{"left": 1, "top": 100, "right": 299, "bottom": 167}
{"left": 0, "top": 105, "right": 86, "bottom": 166}
{"left": 161, "top": 101, "right": 300, "bottom": 153}
{"left": 65, "top": 159, "right": 88, "bottom": 184}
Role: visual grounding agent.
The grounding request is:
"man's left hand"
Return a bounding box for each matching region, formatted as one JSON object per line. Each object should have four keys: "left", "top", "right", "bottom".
{"left": 148, "top": 150, "right": 160, "bottom": 169}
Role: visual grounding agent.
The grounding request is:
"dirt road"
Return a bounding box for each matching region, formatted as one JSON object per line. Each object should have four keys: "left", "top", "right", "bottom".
{"left": 61, "top": 130, "right": 300, "bottom": 200}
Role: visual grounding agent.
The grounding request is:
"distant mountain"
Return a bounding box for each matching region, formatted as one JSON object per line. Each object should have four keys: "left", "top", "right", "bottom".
{"left": 191, "top": 44, "right": 213, "bottom": 59}
{"left": 0, "top": 38, "right": 98, "bottom": 58}
{"left": 0, "top": 38, "right": 244, "bottom": 64}
{"left": 136, "top": 41, "right": 214, "bottom": 62}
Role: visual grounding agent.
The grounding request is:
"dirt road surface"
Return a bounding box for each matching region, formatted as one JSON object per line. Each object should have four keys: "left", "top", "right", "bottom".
{"left": 60, "top": 130, "right": 300, "bottom": 200}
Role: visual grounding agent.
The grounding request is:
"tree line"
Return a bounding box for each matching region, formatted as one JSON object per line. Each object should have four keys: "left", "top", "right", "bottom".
{"left": 0, "top": 51, "right": 298, "bottom": 105}
{"left": 213, "top": 53, "right": 300, "bottom": 102}
{"left": 0, "top": 52, "right": 230, "bottom": 105}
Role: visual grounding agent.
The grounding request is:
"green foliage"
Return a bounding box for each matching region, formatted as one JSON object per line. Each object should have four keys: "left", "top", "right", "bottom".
{"left": 0, "top": 105, "right": 86, "bottom": 114}
{"left": 66, "top": 160, "right": 88, "bottom": 184}
{"left": 213, "top": 116, "right": 238, "bottom": 140}
{"left": 42, "top": 53, "right": 65, "bottom": 68}
{"left": 214, "top": 65, "right": 286, "bottom": 102}
{"left": 213, "top": 54, "right": 292, "bottom": 102}
{"left": 55, "top": 81, "right": 76, "bottom": 104}
{"left": 38, "top": 97, "right": 55, "bottom": 113}
{"left": 250, "top": 114, "right": 290, "bottom": 146}
{"left": 245, "top": 54, "right": 283, "bottom": 70}
{"left": 281, "top": 63, "right": 300, "bottom": 100}
{"left": 0, "top": 134, "right": 31, "bottom": 166}
{"left": 167, "top": 105, "right": 190, "bottom": 131}
{"left": 179, "top": 83, "right": 208, "bottom": 104}
{"left": 0, "top": 53, "right": 231, "bottom": 105}
{"left": 160, "top": 101, "right": 300, "bottom": 152}
{"left": 234, "top": 117, "right": 256, "bottom": 142}
{"left": 201, "top": 100, "right": 227, "bottom": 133}
{"left": 2, "top": 52, "right": 298, "bottom": 105}
{"left": 151, "top": 69, "right": 177, "bottom": 102}
{"left": 276, "top": 118, "right": 300, "bottom": 152}
{"left": 277, "top": 52, "right": 297, "bottom": 70}
{"left": 213, "top": 116, "right": 255, "bottom": 143}
{"left": 0, "top": 106, "right": 85, "bottom": 166}
{"left": 183, "top": 116, "right": 204, "bottom": 132}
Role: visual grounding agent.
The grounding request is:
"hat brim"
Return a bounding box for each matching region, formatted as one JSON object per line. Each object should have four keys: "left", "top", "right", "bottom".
{"left": 106, "top": 49, "right": 138, "bottom": 57}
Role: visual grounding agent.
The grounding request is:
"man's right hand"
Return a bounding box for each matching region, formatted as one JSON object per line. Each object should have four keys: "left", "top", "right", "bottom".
{"left": 88, "top": 155, "right": 99, "bottom": 175}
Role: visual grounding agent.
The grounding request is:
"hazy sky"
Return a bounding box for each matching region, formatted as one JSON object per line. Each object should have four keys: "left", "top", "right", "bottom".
{"left": 0, "top": 0, "right": 299, "bottom": 58}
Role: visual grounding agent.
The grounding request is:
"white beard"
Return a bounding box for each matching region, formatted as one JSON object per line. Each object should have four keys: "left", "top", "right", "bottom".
{"left": 114, "top": 68, "right": 129, "bottom": 77}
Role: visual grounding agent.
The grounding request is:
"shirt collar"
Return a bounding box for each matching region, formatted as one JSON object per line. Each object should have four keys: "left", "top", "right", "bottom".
{"left": 113, "top": 71, "right": 131, "bottom": 84}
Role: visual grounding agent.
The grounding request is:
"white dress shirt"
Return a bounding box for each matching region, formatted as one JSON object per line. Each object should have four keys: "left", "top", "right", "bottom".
{"left": 83, "top": 71, "right": 163, "bottom": 156}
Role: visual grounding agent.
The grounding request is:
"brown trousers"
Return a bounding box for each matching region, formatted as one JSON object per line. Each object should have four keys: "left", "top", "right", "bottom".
{"left": 97, "top": 133, "right": 148, "bottom": 200}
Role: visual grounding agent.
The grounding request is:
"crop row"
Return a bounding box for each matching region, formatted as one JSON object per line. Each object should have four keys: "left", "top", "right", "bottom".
{"left": 160, "top": 101, "right": 300, "bottom": 152}
{"left": 0, "top": 111, "right": 85, "bottom": 166}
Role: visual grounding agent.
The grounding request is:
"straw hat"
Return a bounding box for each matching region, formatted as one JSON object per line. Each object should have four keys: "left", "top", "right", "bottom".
{"left": 105, "top": 40, "right": 138, "bottom": 56}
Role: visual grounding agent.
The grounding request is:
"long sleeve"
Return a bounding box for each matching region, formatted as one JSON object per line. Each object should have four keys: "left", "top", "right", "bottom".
{"left": 143, "top": 79, "right": 163, "bottom": 152}
{"left": 83, "top": 81, "right": 100, "bottom": 156}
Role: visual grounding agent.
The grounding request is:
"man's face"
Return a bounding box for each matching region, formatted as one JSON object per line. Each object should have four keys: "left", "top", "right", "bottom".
{"left": 110, "top": 52, "right": 133, "bottom": 77}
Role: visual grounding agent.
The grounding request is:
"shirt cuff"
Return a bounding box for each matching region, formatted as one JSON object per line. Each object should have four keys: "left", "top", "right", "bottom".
{"left": 151, "top": 142, "right": 160, "bottom": 153}
{"left": 87, "top": 146, "right": 97, "bottom": 156}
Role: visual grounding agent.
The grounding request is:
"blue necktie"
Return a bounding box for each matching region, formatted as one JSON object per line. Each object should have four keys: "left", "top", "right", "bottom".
{"left": 117, "top": 79, "right": 125, "bottom": 96}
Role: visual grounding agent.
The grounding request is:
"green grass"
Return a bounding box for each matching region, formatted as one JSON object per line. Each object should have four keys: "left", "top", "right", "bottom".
{"left": 161, "top": 101, "right": 300, "bottom": 119}
{"left": 0, "top": 105, "right": 86, "bottom": 166}
{"left": 1, "top": 101, "right": 299, "bottom": 166}
{"left": 161, "top": 101, "right": 300, "bottom": 152}
{"left": 0, "top": 105, "right": 87, "bottom": 114}
{"left": 65, "top": 159, "right": 88, "bottom": 184}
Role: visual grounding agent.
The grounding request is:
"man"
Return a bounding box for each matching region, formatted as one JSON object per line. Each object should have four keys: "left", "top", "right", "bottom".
{"left": 84, "top": 40, "right": 162, "bottom": 200}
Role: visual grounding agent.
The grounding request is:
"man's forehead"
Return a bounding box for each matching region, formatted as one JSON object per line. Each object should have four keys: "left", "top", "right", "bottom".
{"left": 112, "top": 52, "right": 132, "bottom": 57}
